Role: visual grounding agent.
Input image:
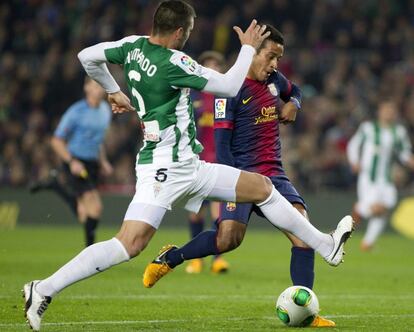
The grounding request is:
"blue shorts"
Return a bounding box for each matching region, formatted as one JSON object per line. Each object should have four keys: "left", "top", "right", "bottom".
{"left": 218, "top": 175, "right": 306, "bottom": 225}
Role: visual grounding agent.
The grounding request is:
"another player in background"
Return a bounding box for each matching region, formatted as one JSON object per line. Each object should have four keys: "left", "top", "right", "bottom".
{"left": 23, "top": 2, "right": 352, "bottom": 331}
{"left": 186, "top": 50, "right": 229, "bottom": 274}
{"left": 145, "top": 25, "right": 335, "bottom": 327}
{"left": 347, "top": 100, "right": 414, "bottom": 251}
{"left": 30, "top": 77, "right": 113, "bottom": 247}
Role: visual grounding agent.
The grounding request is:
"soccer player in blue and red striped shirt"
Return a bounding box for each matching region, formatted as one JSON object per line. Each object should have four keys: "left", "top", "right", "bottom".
{"left": 166, "top": 25, "right": 335, "bottom": 327}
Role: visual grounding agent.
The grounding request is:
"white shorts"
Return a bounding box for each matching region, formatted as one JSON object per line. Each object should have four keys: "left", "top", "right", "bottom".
{"left": 356, "top": 176, "right": 397, "bottom": 218}
{"left": 124, "top": 157, "right": 241, "bottom": 228}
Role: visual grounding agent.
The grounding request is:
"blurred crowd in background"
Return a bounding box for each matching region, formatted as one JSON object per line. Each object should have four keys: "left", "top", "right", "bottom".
{"left": 1, "top": 0, "right": 414, "bottom": 192}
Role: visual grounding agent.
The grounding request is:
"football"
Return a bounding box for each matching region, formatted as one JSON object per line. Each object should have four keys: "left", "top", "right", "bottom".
{"left": 276, "top": 286, "right": 320, "bottom": 327}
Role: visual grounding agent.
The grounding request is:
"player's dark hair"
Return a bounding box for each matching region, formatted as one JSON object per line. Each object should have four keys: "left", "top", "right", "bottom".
{"left": 153, "top": 0, "right": 196, "bottom": 35}
{"left": 258, "top": 24, "right": 284, "bottom": 51}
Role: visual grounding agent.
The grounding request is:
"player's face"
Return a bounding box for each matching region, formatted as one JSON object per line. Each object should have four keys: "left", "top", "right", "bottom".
{"left": 378, "top": 102, "right": 398, "bottom": 124}
{"left": 176, "top": 17, "right": 194, "bottom": 50}
{"left": 84, "top": 79, "right": 105, "bottom": 105}
{"left": 250, "top": 41, "right": 284, "bottom": 82}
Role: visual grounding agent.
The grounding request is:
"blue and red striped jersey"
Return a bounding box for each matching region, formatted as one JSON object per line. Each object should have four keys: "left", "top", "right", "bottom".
{"left": 214, "top": 71, "right": 301, "bottom": 176}
{"left": 192, "top": 90, "right": 216, "bottom": 162}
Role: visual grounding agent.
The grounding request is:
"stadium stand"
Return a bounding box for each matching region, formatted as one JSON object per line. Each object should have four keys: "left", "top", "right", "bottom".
{"left": 1, "top": 0, "right": 414, "bottom": 191}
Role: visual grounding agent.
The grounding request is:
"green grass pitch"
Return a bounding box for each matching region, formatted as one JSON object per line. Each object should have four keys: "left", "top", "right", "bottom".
{"left": 1, "top": 226, "right": 413, "bottom": 331}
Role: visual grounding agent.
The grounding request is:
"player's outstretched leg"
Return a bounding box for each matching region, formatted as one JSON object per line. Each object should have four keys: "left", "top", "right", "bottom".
{"left": 239, "top": 172, "right": 354, "bottom": 266}
{"left": 143, "top": 167, "right": 354, "bottom": 288}
{"left": 22, "top": 281, "right": 51, "bottom": 331}
{"left": 23, "top": 238, "right": 130, "bottom": 330}
{"left": 228, "top": 170, "right": 355, "bottom": 266}
{"left": 23, "top": 219, "right": 157, "bottom": 330}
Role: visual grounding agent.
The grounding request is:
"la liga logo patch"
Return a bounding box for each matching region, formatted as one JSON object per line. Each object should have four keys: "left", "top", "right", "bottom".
{"left": 180, "top": 55, "right": 196, "bottom": 72}
{"left": 214, "top": 98, "right": 226, "bottom": 119}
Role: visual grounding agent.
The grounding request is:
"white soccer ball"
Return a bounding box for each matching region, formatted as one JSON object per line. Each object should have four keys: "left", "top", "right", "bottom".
{"left": 276, "top": 286, "right": 320, "bottom": 327}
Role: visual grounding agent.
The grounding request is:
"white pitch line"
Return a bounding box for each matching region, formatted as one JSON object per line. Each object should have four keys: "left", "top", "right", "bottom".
{"left": 2, "top": 293, "right": 414, "bottom": 300}
{"left": 326, "top": 314, "right": 414, "bottom": 319}
{"left": 1, "top": 314, "right": 414, "bottom": 328}
{"left": 0, "top": 317, "right": 264, "bottom": 328}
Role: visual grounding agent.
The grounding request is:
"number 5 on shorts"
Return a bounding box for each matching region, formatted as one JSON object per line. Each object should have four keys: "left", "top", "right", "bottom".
{"left": 155, "top": 168, "right": 168, "bottom": 182}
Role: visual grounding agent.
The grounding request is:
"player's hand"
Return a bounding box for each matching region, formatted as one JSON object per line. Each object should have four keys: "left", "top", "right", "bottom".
{"left": 279, "top": 102, "right": 298, "bottom": 124}
{"left": 70, "top": 159, "right": 88, "bottom": 178}
{"left": 108, "top": 91, "right": 135, "bottom": 114}
{"left": 100, "top": 160, "right": 113, "bottom": 177}
{"left": 233, "top": 20, "right": 271, "bottom": 51}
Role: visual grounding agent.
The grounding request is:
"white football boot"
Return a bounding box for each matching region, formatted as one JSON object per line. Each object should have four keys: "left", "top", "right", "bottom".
{"left": 23, "top": 280, "right": 51, "bottom": 331}
{"left": 324, "top": 215, "right": 354, "bottom": 266}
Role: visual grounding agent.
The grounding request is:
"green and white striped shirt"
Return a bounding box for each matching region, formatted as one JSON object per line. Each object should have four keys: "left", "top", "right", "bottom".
{"left": 103, "top": 35, "right": 212, "bottom": 164}
{"left": 347, "top": 121, "right": 412, "bottom": 183}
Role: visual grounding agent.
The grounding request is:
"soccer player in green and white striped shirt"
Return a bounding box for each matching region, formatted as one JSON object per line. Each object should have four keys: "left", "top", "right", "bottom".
{"left": 347, "top": 100, "right": 414, "bottom": 251}
{"left": 23, "top": 2, "right": 354, "bottom": 330}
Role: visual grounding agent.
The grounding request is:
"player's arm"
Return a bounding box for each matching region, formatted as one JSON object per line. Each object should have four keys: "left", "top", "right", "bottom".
{"left": 346, "top": 123, "right": 366, "bottom": 173}
{"left": 214, "top": 98, "right": 235, "bottom": 166}
{"left": 52, "top": 108, "right": 87, "bottom": 177}
{"left": 169, "top": 21, "right": 269, "bottom": 97}
{"left": 77, "top": 36, "right": 138, "bottom": 113}
{"left": 397, "top": 126, "right": 414, "bottom": 170}
{"left": 214, "top": 129, "right": 235, "bottom": 166}
{"left": 272, "top": 71, "right": 302, "bottom": 123}
{"left": 202, "top": 46, "right": 255, "bottom": 97}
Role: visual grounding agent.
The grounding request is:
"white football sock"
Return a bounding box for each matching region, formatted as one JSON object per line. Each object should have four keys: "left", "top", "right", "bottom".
{"left": 362, "top": 217, "right": 386, "bottom": 246}
{"left": 257, "top": 188, "right": 334, "bottom": 257}
{"left": 36, "top": 238, "right": 129, "bottom": 297}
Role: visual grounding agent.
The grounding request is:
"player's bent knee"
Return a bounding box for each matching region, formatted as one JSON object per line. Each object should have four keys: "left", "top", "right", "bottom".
{"left": 262, "top": 176, "right": 273, "bottom": 199}
{"left": 216, "top": 235, "right": 242, "bottom": 253}
{"left": 118, "top": 236, "right": 149, "bottom": 258}
{"left": 216, "top": 221, "right": 246, "bottom": 253}
{"left": 116, "top": 220, "right": 157, "bottom": 257}
{"left": 255, "top": 175, "right": 273, "bottom": 203}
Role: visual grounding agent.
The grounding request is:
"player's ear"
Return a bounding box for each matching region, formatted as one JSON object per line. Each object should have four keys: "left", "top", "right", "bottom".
{"left": 174, "top": 27, "right": 184, "bottom": 40}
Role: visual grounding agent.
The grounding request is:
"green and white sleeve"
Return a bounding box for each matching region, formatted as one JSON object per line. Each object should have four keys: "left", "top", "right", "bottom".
{"left": 78, "top": 35, "right": 140, "bottom": 93}
{"left": 168, "top": 51, "right": 211, "bottom": 90}
{"left": 168, "top": 45, "right": 256, "bottom": 97}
